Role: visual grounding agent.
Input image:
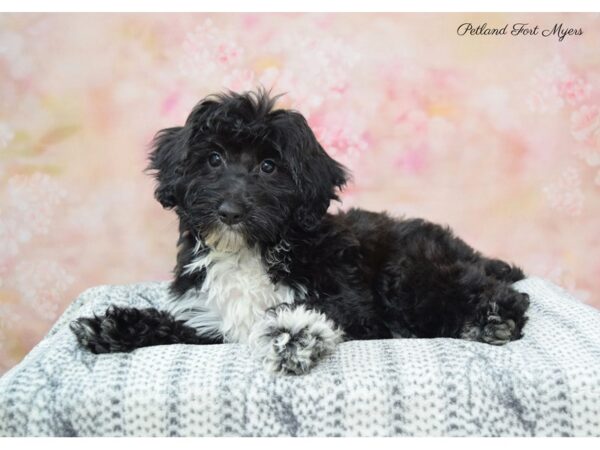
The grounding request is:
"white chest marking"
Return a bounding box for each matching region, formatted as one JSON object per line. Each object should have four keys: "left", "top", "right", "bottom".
{"left": 167, "top": 247, "right": 299, "bottom": 344}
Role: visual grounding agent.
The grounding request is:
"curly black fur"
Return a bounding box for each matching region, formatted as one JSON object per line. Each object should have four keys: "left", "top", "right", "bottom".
{"left": 70, "top": 306, "right": 221, "bottom": 353}
{"left": 72, "top": 88, "right": 529, "bottom": 361}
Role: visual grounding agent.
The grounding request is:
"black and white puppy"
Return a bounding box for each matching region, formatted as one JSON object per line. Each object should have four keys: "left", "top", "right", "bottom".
{"left": 71, "top": 89, "right": 530, "bottom": 375}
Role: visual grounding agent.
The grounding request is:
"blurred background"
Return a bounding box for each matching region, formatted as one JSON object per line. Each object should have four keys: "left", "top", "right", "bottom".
{"left": 1, "top": 13, "right": 599, "bottom": 373}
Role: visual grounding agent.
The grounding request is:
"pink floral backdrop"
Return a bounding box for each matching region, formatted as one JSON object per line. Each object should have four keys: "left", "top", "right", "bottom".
{"left": 1, "top": 13, "right": 599, "bottom": 373}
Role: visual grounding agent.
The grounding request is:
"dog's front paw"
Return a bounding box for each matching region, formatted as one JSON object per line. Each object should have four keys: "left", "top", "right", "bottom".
{"left": 70, "top": 305, "right": 168, "bottom": 354}
{"left": 249, "top": 304, "right": 343, "bottom": 375}
{"left": 70, "top": 315, "right": 111, "bottom": 353}
{"left": 263, "top": 327, "right": 331, "bottom": 375}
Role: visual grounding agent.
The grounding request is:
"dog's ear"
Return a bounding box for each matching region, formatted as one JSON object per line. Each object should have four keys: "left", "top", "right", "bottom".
{"left": 282, "top": 113, "right": 349, "bottom": 231}
{"left": 147, "top": 97, "right": 224, "bottom": 209}
{"left": 148, "top": 126, "right": 188, "bottom": 209}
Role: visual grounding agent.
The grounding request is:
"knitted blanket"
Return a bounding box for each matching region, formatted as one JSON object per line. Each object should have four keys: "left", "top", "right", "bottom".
{"left": 1, "top": 277, "right": 599, "bottom": 436}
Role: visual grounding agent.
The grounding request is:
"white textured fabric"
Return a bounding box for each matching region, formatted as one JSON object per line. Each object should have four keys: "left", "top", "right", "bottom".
{"left": 0, "top": 277, "right": 599, "bottom": 436}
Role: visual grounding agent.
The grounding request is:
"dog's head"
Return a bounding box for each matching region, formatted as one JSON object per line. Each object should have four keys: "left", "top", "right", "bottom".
{"left": 148, "top": 89, "right": 348, "bottom": 252}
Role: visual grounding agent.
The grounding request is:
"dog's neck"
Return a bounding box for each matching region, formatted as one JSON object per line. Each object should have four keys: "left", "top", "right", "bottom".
{"left": 174, "top": 239, "right": 301, "bottom": 343}
{"left": 171, "top": 221, "right": 319, "bottom": 297}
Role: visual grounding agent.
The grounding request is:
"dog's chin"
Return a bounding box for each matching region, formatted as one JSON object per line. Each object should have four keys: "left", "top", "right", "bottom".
{"left": 203, "top": 225, "right": 247, "bottom": 253}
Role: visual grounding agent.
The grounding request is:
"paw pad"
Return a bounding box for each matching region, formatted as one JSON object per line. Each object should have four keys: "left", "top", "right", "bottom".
{"left": 482, "top": 317, "right": 517, "bottom": 345}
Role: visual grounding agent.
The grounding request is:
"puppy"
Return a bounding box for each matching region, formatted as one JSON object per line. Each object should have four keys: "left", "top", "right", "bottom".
{"left": 71, "top": 89, "right": 529, "bottom": 375}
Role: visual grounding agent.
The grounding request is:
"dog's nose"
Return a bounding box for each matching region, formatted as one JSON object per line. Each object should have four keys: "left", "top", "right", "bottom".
{"left": 218, "top": 200, "right": 245, "bottom": 225}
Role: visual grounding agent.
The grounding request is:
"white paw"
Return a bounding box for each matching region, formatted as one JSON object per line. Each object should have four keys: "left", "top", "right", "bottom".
{"left": 249, "top": 304, "right": 343, "bottom": 375}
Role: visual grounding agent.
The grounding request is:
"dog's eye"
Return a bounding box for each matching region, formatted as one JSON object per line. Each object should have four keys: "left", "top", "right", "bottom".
{"left": 208, "top": 152, "right": 223, "bottom": 168}
{"left": 260, "top": 159, "right": 276, "bottom": 174}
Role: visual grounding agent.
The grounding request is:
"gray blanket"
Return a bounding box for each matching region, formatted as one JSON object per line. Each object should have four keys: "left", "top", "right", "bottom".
{"left": 1, "top": 277, "right": 599, "bottom": 436}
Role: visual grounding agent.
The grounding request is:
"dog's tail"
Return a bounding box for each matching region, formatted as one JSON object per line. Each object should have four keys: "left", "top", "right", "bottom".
{"left": 483, "top": 258, "right": 525, "bottom": 283}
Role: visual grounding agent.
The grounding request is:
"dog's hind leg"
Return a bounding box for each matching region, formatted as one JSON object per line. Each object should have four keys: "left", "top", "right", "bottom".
{"left": 70, "top": 306, "right": 222, "bottom": 353}
{"left": 379, "top": 253, "right": 529, "bottom": 345}
{"left": 459, "top": 278, "right": 530, "bottom": 345}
